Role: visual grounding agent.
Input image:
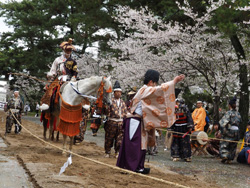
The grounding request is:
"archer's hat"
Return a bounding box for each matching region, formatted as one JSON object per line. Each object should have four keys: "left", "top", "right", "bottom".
{"left": 60, "top": 38, "right": 76, "bottom": 51}
{"left": 128, "top": 86, "right": 137, "bottom": 95}
{"left": 113, "top": 81, "right": 122, "bottom": 92}
{"left": 128, "top": 91, "right": 136, "bottom": 95}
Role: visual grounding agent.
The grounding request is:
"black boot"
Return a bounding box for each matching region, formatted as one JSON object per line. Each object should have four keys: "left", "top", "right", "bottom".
{"left": 136, "top": 168, "right": 150, "bottom": 174}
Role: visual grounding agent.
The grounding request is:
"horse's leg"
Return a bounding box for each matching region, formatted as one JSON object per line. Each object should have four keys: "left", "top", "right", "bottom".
{"left": 49, "top": 117, "right": 54, "bottom": 141}
{"left": 69, "top": 136, "right": 74, "bottom": 154}
{"left": 56, "top": 131, "right": 60, "bottom": 141}
{"left": 43, "top": 119, "right": 47, "bottom": 140}
{"left": 51, "top": 130, "right": 55, "bottom": 141}
{"left": 55, "top": 116, "right": 60, "bottom": 141}
{"left": 62, "top": 134, "right": 67, "bottom": 154}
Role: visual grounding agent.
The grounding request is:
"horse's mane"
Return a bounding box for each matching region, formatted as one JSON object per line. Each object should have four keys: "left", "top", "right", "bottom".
{"left": 78, "top": 76, "right": 102, "bottom": 86}
{"left": 78, "top": 76, "right": 111, "bottom": 91}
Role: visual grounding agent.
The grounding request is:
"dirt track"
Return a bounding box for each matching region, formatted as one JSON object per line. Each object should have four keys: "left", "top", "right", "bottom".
{"left": 0, "top": 110, "right": 220, "bottom": 188}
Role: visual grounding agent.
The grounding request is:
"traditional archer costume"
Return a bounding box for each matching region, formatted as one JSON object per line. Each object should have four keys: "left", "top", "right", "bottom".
{"left": 105, "top": 81, "right": 127, "bottom": 157}
{"left": 117, "top": 69, "right": 177, "bottom": 174}
{"left": 40, "top": 38, "right": 78, "bottom": 111}
{"left": 5, "top": 89, "right": 23, "bottom": 134}
{"left": 171, "top": 98, "right": 194, "bottom": 162}
{"left": 90, "top": 105, "right": 102, "bottom": 136}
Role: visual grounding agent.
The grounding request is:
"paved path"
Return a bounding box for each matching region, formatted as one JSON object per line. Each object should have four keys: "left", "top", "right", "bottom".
{"left": 0, "top": 137, "right": 33, "bottom": 188}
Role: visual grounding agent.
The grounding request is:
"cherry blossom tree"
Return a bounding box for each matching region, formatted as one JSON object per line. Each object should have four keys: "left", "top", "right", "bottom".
{"left": 13, "top": 75, "right": 43, "bottom": 109}
{"left": 92, "top": 1, "right": 249, "bottom": 122}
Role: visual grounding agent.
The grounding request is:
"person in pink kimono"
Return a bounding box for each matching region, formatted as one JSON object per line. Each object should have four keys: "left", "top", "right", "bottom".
{"left": 117, "top": 69, "right": 185, "bottom": 174}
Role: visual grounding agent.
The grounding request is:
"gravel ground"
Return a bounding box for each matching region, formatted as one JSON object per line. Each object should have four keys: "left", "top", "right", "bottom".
{"left": 23, "top": 115, "right": 250, "bottom": 188}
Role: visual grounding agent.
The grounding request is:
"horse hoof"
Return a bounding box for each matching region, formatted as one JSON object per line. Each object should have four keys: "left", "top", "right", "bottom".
{"left": 62, "top": 150, "right": 67, "bottom": 155}
{"left": 68, "top": 153, "right": 73, "bottom": 158}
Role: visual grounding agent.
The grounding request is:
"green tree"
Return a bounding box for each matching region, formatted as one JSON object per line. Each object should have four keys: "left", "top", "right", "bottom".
{"left": 0, "top": 0, "right": 120, "bottom": 103}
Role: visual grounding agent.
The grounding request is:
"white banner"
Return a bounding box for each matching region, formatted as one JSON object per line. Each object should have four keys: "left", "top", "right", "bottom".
{"left": 59, "top": 155, "right": 72, "bottom": 175}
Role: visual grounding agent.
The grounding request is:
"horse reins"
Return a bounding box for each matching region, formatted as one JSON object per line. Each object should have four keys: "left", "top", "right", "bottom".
{"left": 70, "top": 82, "right": 97, "bottom": 100}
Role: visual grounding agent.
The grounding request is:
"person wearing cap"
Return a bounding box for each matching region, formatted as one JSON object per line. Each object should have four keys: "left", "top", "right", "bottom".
{"left": 104, "top": 81, "right": 128, "bottom": 158}
{"left": 117, "top": 69, "right": 185, "bottom": 174}
{"left": 125, "top": 87, "right": 137, "bottom": 111}
{"left": 237, "top": 120, "right": 250, "bottom": 165}
{"left": 219, "top": 96, "right": 241, "bottom": 164}
{"left": 192, "top": 101, "right": 206, "bottom": 131}
{"left": 40, "top": 38, "right": 78, "bottom": 111}
{"left": 171, "top": 98, "right": 194, "bottom": 162}
{"left": 48, "top": 38, "right": 77, "bottom": 80}
{"left": 5, "top": 89, "right": 23, "bottom": 134}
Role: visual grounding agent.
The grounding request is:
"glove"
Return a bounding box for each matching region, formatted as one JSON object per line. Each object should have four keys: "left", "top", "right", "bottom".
{"left": 71, "top": 76, "right": 76, "bottom": 82}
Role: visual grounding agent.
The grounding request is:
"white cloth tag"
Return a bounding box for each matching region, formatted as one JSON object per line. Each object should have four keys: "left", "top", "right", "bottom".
{"left": 68, "top": 155, "right": 72, "bottom": 165}
{"left": 129, "top": 118, "right": 140, "bottom": 140}
{"left": 59, "top": 155, "right": 72, "bottom": 175}
{"left": 58, "top": 75, "right": 68, "bottom": 82}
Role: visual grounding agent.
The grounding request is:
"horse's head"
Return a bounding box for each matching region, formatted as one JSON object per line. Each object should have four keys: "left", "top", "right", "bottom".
{"left": 102, "top": 76, "right": 112, "bottom": 106}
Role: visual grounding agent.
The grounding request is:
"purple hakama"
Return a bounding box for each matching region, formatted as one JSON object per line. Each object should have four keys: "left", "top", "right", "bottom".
{"left": 116, "top": 117, "right": 146, "bottom": 171}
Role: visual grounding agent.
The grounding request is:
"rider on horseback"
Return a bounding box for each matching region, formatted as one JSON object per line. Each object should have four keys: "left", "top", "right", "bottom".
{"left": 40, "top": 38, "right": 78, "bottom": 111}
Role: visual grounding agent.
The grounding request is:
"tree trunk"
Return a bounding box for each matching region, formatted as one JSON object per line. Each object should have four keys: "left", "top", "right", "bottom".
{"left": 213, "top": 95, "right": 220, "bottom": 123}
{"left": 81, "top": 32, "right": 88, "bottom": 54}
{"left": 238, "top": 64, "right": 249, "bottom": 137}
{"left": 230, "top": 34, "right": 249, "bottom": 138}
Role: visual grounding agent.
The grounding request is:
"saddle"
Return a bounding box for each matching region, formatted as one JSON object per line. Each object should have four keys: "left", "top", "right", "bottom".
{"left": 50, "top": 81, "right": 69, "bottom": 112}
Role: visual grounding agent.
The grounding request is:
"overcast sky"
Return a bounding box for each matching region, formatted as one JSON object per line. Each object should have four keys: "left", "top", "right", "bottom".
{"left": 0, "top": 0, "right": 21, "bottom": 33}
{"left": 0, "top": 17, "right": 13, "bottom": 33}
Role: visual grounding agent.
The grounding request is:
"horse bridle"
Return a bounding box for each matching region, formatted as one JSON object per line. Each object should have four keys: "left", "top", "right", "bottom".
{"left": 70, "top": 77, "right": 112, "bottom": 106}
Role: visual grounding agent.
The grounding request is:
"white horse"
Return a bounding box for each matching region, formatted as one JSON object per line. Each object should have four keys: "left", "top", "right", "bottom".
{"left": 48, "top": 76, "right": 112, "bottom": 154}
